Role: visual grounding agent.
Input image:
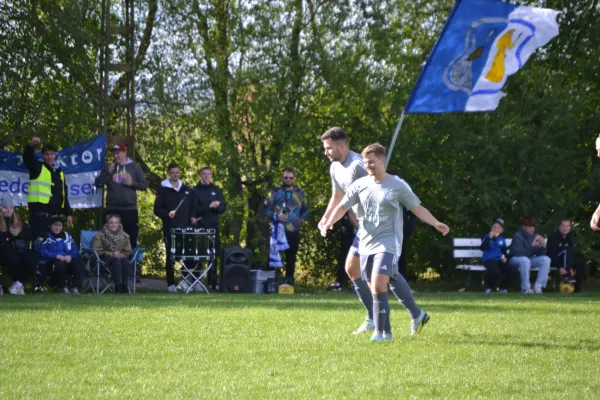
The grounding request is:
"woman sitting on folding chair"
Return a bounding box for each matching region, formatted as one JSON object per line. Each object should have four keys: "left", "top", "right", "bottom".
{"left": 91, "top": 214, "right": 132, "bottom": 294}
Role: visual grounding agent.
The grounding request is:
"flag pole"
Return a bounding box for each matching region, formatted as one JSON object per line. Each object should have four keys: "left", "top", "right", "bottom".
{"left": 385, "top": 109, "right": 406, "bottom": 169}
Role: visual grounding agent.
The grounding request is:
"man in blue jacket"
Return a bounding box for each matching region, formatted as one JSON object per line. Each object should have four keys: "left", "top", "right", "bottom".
{"left": 480, "top": 218, "right": 517, "bottom": 293}
{"left": 508, "top": 216, "right": 551, "bottom": 294}
{"left": 37, "top": 216, "right": 85, "bottom": 295}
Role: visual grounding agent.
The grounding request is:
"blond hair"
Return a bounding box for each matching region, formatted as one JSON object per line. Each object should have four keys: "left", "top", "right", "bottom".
{"left": 361, "top": 143, "right": 386, "bottom": 159}
{"left": 0, "top": 208, "right": 22, "bottom": 233}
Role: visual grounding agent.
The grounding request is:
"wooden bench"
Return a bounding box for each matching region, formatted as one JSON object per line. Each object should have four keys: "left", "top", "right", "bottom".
{"left": 453, "top": 238, "right": 557, "bottom": 291}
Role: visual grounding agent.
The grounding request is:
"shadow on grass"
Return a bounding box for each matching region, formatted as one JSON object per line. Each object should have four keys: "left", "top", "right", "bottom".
{"left": 2, "top": 292, "right": 599, "bottom": 314}
{"left": 435, "top": 333, "right": 600, "bottom": 352}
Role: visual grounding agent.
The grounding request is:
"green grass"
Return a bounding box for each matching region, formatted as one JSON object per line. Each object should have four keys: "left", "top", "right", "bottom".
{"left": 1, "top": 292, "right": 599, "bottom": 399}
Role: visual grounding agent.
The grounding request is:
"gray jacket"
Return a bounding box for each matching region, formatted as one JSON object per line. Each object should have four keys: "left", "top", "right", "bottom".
{"left": 510, "top": 227, "right": 547, "bottom": 258}
{"left": 94, "top": 159, "right": 148, "bottom": 210}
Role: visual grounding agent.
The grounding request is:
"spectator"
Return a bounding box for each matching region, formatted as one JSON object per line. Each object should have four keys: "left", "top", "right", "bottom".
{"left": 480, "top": 218, "right": 517, "bottom": 293}
{"left": 24, "top": 136, "right": 72, "bottom": 239}
{"left": 154, "top": 163, "right": 197, "bottom": 292}
{"left": 91, "top": 214, "right": 133, "bottom": 294}
{"left": 193, "top": 166, "right": 226, "bottom": 290}
{"left": 0, "top": 197, "right": 39, "bottom": 295}
{"left": 547, "top": 219, "right": 587, "bottom": 292}
{"left": 264, "top": 168, "right": 310, "bottom": 284}
{"left": 508, "top": 216, "right": 551, "bottom": 294}
{"left": 37, "top": 216, "right": 85, "bottom": 295}
{"left": 94, "top": 143, "right": 148, "bottom": 250}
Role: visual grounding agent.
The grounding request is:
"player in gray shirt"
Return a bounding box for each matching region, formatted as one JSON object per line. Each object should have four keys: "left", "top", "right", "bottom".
{"left": 321, "top": 143, "right": 449, "bottom": 341}
{"left": 319, "top": 127, "right": 373, "bottom": 335}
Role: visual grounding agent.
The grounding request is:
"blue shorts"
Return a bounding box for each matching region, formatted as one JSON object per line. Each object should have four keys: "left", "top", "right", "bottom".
{"left": 359, "top": 252, "right": 399, "bottom": 282}
{"left": 348, "top": 235, "right": 360, "bottom": 258}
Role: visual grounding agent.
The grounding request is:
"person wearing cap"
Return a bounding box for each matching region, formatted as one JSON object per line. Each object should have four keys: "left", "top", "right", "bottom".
{"left": 0, "top": 197, "right": 39, "bottom": 295}
{"left": 94, "top": 143, "right": 148, "bottom": 250}
{"left": 37, "top": 216, "right": 84, "bottom": 295}
{"left": 480, "top": 218, "right": 517, "bottom": 293}
{"left": 24, "top": 137, "right": 73, "bottom": 240}
{"left": 153, "top": 162, "right": 197, "bottom": 292}
{"left": 508, "top": 216, "right": 551, "bottom": 294}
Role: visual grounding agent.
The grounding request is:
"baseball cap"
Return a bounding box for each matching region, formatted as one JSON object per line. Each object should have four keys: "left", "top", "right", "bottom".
{"left": 112, "top": 143, "right": 127, "bottom": 152}
{"left": 494, "top": 218, "right": 504, "bottom": 227}
{"left": 0, "top": 197, "right": 14, "bottom": 207}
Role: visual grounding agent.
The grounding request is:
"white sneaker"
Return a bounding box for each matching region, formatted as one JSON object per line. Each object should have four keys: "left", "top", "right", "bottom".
{"left": 352, "top": 319, "right": 376, "bottom": 335}
{"left": 70, "top": 288, "right": 81, "bottom": 296}
{"left": 533, "top": 285, "right": 543, "bottom": 294}
{"left": 61, "top": 287, "right": 70, "bottom": 295}
{"left": 9, "top": 281, "right": 24, "bottom": 295}
{"left": 521, "top": 289, "right": 534, "bottom": 294}
{"left": 410, "top": 311, "right": 430, "bottom": 335}
{"left": 167, "top": 284, "right": 177, "bottom": 293}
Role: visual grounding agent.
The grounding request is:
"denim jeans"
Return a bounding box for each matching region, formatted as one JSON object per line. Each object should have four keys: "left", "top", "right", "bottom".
{"left": 509, "top": 256, "right": 551, "bottom": 291}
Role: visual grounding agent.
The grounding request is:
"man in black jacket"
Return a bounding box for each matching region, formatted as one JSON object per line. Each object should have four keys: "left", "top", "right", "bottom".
{"left": 154, "top": 163, "right": 197, "bottom": 292}
{"left": 24, "top": 137, "right": 73, "bottom": 239}
{"left": 547, "top": 219, "right": 587, "bottom": 292}
{"left": 193, "top": 166, "right": 226, "bottom": 290}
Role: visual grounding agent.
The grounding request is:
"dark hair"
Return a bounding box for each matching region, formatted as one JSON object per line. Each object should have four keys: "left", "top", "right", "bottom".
{"left": 520, "top": 216, "right": 536, "bottom": 227}
{"left": 200, "top": 166, "right": 212, "bottom": 173}
{"left": 283, "top": 168, "right": 294, "bottom": 175}
{"left": 558, "top": 218, "right": 571, "bottom": 225}
{"left": 167, "top": 162, "right": 180, "bottom": 172}
{"left": 361, "top": 143, "right": 386, "bottom": 159}
{"left": 42, "top": 143, "right": 58, "bottom": 153}
{"left": 320, "top": 127, "right": 348, "bottom": 142}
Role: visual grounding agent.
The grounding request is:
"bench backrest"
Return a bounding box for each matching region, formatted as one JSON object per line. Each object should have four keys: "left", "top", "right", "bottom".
{"left": 453, "top": 238, "right": 512, "bottom": 259}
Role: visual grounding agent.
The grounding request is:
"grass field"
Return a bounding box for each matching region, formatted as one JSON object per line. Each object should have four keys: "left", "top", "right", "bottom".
{"left": 1, "top": 291, "right": 599, "bottom": 399}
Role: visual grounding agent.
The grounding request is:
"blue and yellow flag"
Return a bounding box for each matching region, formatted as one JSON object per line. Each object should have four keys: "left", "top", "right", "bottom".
{"left": 405, "top": 0, "right": 560, "bottom": 113}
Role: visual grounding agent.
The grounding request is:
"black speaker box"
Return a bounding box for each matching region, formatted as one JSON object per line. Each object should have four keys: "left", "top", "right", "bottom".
{"left": 220, "top": 247, "right": 251, "bottom": 293}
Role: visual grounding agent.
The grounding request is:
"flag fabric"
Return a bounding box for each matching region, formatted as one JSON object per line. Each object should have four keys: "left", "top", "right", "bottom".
{"left": 0, "top": 134, "right": 106, "bottom": 208}
{"left": 405, "top": 0, "right": 560, "bottom": 113}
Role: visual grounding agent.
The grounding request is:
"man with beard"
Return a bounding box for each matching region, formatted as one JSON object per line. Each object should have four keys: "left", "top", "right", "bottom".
{"left": 318, "top": 127, "right": 373, "bottom": 335}
{"left": 264, "top": 168, "right": 309, "bottom": 284}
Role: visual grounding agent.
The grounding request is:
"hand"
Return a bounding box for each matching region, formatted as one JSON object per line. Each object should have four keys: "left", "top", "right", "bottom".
{"left": 559, "top": 267, "right": 567, "bottom": 276}
{"left": 435, "top": 222, "right": 450, "bottom": 236}
{"left": 277, "top": 213, "right": 288, "bottom": 222}
{"left": 501, "top": 256, "right": 507, "bottom": 263}
{"left": 107, "top": 163, "right": 115, "bottom": 174}
{"left": 531, "top": 240, "right": 540, "bottom": 248}
{"left": 592, "top": 213, "right": 600, "bottom": 231}
{"left": 489, "top": 231, "right": 496, "bottom": 238}
{"left": 191, "top": 217, "right": 197, "bottom": 225}
{"left": 209, "top": 201, "right": 220, "bottom": 209}
{"left": 66, "top": 215, "right": 73, "bottom": 228}
{"left": 56, "top": 255, "right": 65, "bottom": 261}
{"left": 320, "top": 222, "right": 332, "bottom": 237}
{"left": 317, "top": 217, "right": 327, "bottom": 230}
{"left": 122, "top": 174, "right": 133, "bottom": 186}
{"left": 168, "top": 210, "right": 176, "bottom": 219}
{"left": 64, "top": 256, "right": 72, "bottom": 263}
{"left": 112, "top": 251, "right": 121, "bottom": 258}
{"left": 570, "top": 269, "right": 575, "bottom": 277}
{"left": 9, "top": 226, "right": 21, "bottom": 237}
{"left": 30, "top": 137, "right": 41, "bottom": 146}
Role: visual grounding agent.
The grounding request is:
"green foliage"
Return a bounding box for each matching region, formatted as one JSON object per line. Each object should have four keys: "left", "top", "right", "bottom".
{"left": 2, "top": 0, "right": 599, "bottom": 281}
{"left": 1, "top": 293, "right": 599, "bottom": 398}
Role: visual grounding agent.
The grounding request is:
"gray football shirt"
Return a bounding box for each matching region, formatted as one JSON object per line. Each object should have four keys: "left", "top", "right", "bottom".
{"left": 329, "top": 150, "right": 367, "bottom": 215}
{"left": 340, "top": 174, "right": 421, "bottom": 256}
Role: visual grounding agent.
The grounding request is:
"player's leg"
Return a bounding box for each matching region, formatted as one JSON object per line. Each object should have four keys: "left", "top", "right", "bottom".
{"left": 347, "top": 236, "right": 374, "bottom": 334}
{"left": 370, "top": 253, "right": 393, "bottom": 341}
{"left": 388, "top": 255, "right": 429, "bottom": 335}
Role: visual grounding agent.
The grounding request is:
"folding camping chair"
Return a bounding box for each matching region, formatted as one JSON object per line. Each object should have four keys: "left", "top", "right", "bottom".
{"left": 171, "top": 228, "right": 216, "bottom": 294}
{"left": 80, "top": 230, "right": 145, "bottom": 294}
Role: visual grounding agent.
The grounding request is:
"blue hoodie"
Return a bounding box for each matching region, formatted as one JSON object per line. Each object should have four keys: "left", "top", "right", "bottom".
{"left": 38, "top": 231, "right": 79, "bottom": 261}
{"left": 480, "top": 233, "right": 507, "bottom": 262}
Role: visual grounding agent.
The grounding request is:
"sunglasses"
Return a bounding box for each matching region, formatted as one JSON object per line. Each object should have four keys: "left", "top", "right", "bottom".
{"left": 283, "top": 177, "right": 294, "bottom": 180}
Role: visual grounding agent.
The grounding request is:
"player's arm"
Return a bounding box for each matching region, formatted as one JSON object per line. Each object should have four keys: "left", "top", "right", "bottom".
{"left": 318, "top": 190, "right": 344, "bottom": 229}
{"left": 410, "top": 205, "right": 450, "bottom": 236}
{"left": 320, "top": 203, "right": 349, "bottom": 237}
{"left": 591, "top": 203, "right": 600, "bottom": 231}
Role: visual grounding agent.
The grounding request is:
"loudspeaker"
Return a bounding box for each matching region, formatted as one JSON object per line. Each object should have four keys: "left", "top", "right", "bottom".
{"left": 220, "top": 247, "right": 251, "bottom": 293}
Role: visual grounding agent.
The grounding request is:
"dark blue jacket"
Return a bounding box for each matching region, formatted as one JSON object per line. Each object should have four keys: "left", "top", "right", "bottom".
{"left": 480, "top": 233, "right": 507, "bottom": 262}
{"left": 38, "top": 231, "right": 79, "bottom": 261}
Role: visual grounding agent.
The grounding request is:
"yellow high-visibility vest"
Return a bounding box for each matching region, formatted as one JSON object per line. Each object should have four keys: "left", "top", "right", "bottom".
{"left": 27, "top": 165, "right": 65, "bottom": 207}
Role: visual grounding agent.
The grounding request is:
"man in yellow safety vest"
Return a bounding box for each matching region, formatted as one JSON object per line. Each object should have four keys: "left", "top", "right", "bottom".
{"left": 24, "top": 137, "right": 72, "bottom": 239}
